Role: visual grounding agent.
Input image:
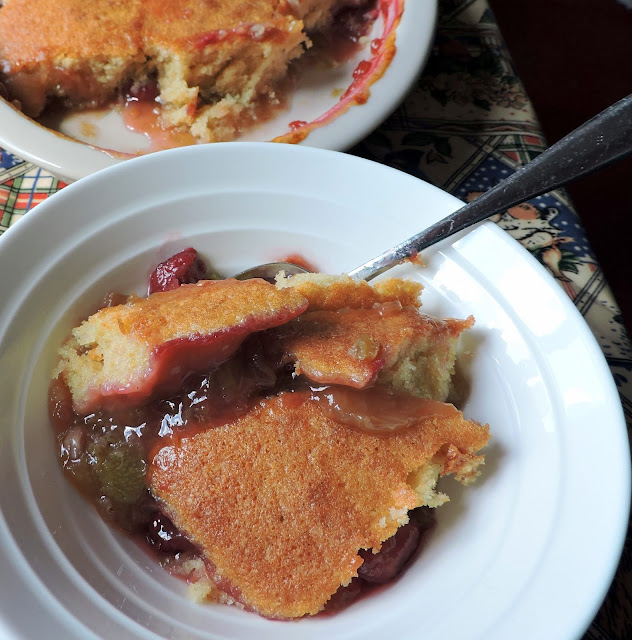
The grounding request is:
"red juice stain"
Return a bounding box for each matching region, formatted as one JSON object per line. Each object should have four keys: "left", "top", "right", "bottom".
{"left": 353, "top": 60, "right": 373, "bottom": 82}
{"left": 288, "top": 120, "right": 308, "bottom": 131}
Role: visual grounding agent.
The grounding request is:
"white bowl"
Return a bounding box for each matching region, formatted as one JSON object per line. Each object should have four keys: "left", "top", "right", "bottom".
{"left": 0, "top": 143, "right": 629, "bottom": 640}
{"left": 0, "top": 0, "right": 437, "bottom": 182}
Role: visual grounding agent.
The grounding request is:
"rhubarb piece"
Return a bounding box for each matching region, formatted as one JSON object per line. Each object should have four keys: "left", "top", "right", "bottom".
{"left": 55, "top": 278, "right": 308, "bottom": 413}
{"left": 150, "top": 391, "right": 489, "bottom": 619}
{"left": 94, "top": 441, "right": 147, "bottom": 505}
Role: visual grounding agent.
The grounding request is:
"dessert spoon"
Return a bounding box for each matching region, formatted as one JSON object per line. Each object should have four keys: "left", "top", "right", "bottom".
{"left": 236, "top": 93, "right": 632, "bottom": 282}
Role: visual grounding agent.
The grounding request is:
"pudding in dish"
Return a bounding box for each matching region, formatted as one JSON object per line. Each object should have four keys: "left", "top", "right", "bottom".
{"left": 0, "top": 0, "right": 380, "bottom": 143}
{"left": 50, "top": 249, "right": 490, "bottom": 619}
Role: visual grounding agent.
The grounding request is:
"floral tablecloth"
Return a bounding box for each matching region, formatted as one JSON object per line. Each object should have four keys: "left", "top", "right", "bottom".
{"left": 1, "top": 0, "right": 630, "bottom": 637}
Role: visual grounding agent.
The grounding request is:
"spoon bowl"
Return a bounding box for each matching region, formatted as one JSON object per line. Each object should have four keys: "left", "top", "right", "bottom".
{"left": 235, "top": 262, "right": 308, "bottom": 281}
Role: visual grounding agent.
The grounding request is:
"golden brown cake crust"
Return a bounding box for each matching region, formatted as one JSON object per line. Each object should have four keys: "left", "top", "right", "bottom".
{"left": 150, "top": 392, "right": 490, "bottom": 619}
{"left": 0, "top": 0, "right": 301, "bottom": 66}
{"left": 275, "top": 272, "right": 423, "bottom": 311}
{"left": 0, "top": 0, "right": 143, "bottom": 66}
{"left": 273, "top": 306, "right": 473, "bottom": 389}
{"left": 110, "top": 278, "right": 305, "bottom": 344}
{"left": 56, "top": 278, "right": 308, "bottom": 412}
{"left": 142, "top": 0, "right": 298, "bottom": 48}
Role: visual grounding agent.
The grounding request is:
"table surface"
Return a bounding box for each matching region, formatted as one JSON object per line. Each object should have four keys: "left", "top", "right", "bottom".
{"left": 489, "top": 0, "right": 632, "bottom": 336}
{"left": 1, "top": 1, "right": 630, "bottom": 637}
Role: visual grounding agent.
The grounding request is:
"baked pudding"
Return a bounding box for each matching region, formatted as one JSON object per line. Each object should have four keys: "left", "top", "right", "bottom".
{"left": 0, "top": 0, "right": 381, "bottom": 143}
{"left": 50, "top": 248, "right": 490, "bottom": 619}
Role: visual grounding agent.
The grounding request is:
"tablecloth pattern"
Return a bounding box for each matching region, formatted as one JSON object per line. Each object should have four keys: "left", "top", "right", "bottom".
{"left": 1, "top": 0, "right": 630, "bottom": 637}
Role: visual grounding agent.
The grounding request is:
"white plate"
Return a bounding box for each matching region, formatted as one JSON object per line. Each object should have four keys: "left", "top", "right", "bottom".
{"left": 0, "top": 0, "right": 437, "bottom": 182}
{"left": 0, "top": 143, "right": 628, "bottom": 640}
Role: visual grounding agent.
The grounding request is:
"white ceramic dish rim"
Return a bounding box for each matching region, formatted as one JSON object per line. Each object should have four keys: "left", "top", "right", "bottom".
{"left": 0, "top": 142, "right": 629, "bottom": 640}
{"left": 0, "top": 0, "right": 437, "bottom": 182}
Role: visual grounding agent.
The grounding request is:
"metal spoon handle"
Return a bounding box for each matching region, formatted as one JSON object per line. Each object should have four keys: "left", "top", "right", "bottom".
{"left": 349, "top": 93, "right": 632, "bottom": 281}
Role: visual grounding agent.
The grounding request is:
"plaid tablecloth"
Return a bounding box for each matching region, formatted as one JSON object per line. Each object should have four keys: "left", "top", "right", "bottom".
{"left": 1, "top": 0, "right": 630, "bottom": 637}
